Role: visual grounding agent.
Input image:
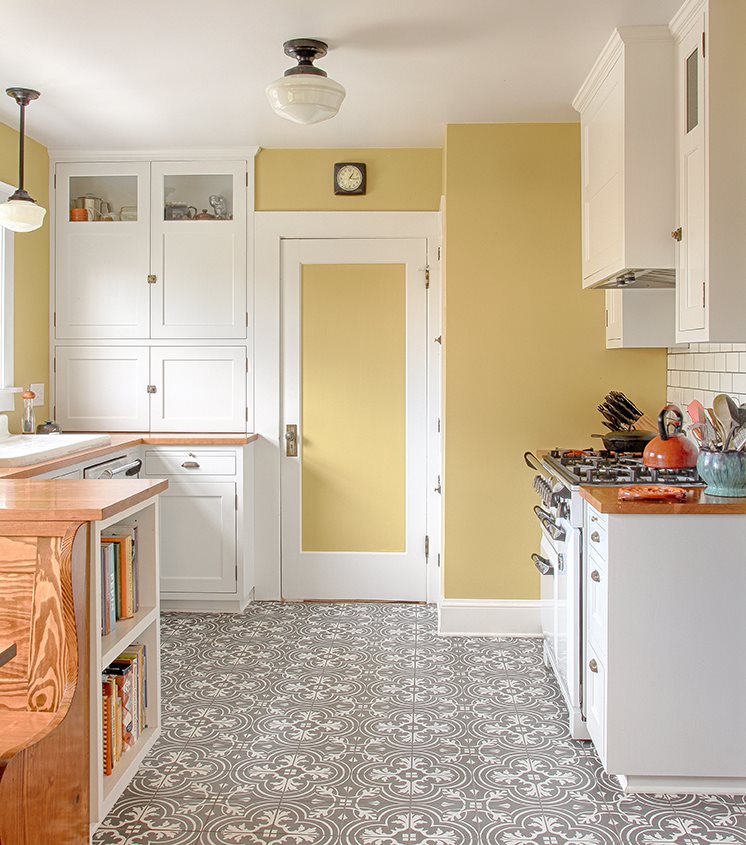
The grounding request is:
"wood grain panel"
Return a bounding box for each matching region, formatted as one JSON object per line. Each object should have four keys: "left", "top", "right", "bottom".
{"left": 0, "top": 540, "right": 36, "bottom": 692}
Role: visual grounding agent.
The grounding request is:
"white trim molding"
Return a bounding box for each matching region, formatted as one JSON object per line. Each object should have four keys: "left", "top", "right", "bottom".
{"left": 438, "top": 599, "right": 542, "bottom": 636}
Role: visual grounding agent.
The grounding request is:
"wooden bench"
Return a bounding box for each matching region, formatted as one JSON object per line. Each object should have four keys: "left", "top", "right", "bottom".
{"left": 0, "top": 521, "right": 89, "bottom": 845}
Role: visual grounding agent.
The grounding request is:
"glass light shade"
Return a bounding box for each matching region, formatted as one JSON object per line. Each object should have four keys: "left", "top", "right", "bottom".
{"left": 0, "top": 198, "right": 46, "bottom": 232}
{"left": 266, "top": 74, "right": 346, "bottom": 125}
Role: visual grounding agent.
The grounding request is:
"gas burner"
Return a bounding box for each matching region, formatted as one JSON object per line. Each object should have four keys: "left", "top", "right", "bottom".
{"left": 544, "top": 448, "right": 703, "bottom": 488}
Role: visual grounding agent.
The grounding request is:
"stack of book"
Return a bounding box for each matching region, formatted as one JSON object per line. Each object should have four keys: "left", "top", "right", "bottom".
{"left": 102, "top": 643, "right": 148, "bottom": 776}
{"left": 100, "top": 525, "right": 139, "bottom": 635}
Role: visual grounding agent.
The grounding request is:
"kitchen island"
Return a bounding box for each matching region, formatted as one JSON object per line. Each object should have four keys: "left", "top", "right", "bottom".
{"left": 579, "top": 487, "right": 746, "bottom": 795}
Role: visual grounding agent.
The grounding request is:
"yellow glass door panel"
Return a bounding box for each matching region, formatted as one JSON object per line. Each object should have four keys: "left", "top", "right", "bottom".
{"left": 301, "top": 263, "right": 406, "bottom": 552}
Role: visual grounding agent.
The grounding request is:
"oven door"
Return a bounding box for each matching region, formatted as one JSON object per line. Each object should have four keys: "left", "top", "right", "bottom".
{"left": 534, "top": 531, "right": 559, "bottom": 664}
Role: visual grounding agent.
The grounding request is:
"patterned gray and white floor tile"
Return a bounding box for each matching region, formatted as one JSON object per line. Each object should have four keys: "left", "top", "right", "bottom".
{"left": 94, "top": 604, "right": 746, "bottom": 844}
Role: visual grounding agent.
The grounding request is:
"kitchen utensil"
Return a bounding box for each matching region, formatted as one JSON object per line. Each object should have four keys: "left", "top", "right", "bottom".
{"left": 706, "top": 407, "right": 726, "bottom": 446}
{"left": 617, "top": 485, "right": 688, "bottom": 502}
{"left": 687, "top": 421, "right": 717, "bottom": 449}
{"left": 643, "top": 404, "right": 699, "bottom": 469}
{"left": 591, "top": 430, "right": 656, "bottom": 453}
{"left": 609, "top": 391, "right": 657, "bottom": 431}
{"left": 687, "top": 399, "right": 707, "bottom": 426}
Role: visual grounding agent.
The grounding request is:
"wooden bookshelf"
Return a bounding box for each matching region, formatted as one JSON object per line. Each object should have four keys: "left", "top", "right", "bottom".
{"left": 90, "top": 498, "right": 161, "bottom": 832}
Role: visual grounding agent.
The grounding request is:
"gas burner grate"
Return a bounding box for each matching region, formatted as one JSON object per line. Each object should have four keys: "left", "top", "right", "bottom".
{"left": 545, "top": 448, "right": 703, "bottom": 487}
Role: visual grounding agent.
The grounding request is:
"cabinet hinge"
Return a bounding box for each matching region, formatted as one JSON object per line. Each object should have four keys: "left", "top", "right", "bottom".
{"left": 245, "top": 358, "right": 249, "bottom": 374}
{"left": 146, "top": 384, "right": 157, "bottom": 394}
{"left": 437, "top": 417, "right": 441, "bottom": 433}
{"left": 423, "top": 265, "right": 430, "bottom": 289}
{"left": 53, "top": 311, "right": 56, "bottom": 328}
{"left": 425, "top": 535, "right": 430, "bottom": 559}
{"left": 435, "top": 475, "right": 442, "bottom": 494}
{"left": 245, "top": 171, "right": 249, "bottom": 187}
{"left": 434, "top": 335, "right": 442, "bottom": 344}
{"left": 245, "top": 312, "right": 249, "bottom": 328}
{"left": 53, "top": 173, "right": 56, "bottom": 189}
{"left": 437, "top": 553, "right": 441, "bottom": 569}
{"left": 235, "top": 493, "right": 239, "bottom": 511}
{"left": 605, "top": 309, "right": 609, "bottom": 328}
{"left": 702, "top": 31, "right": 706, "bottom": 58}
{"left": 53, "top": 356, "right": 56, "bottom": 373}
{"left": 437, "top": 246, "right": 441, "bottom": 261}
{"left": 702, "top": 282, "right": 706, "bottom": 308}
{"left": 245, "top": 406, "right": 249, "bottom": 421}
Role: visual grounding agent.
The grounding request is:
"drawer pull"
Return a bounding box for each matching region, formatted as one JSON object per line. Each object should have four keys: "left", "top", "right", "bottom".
{"left": 591, "top": 569, "right": 601, "bottom": 583}
{"left": 181, "top": 461, "right": 200, "bottom": 469}
{"left": 590, "top": 531, "right": 601, "bottom": 543}
{"left": 589, "top": 659, "right": 599, "bottom": 674}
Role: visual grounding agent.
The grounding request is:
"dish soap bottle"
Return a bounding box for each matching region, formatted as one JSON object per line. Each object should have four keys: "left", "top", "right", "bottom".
{"left": 21, "top": 389, "right": 36, "bottom": 434}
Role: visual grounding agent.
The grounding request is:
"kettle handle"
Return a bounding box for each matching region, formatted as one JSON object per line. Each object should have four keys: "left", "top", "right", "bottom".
{"left": 658, "top": 404, "right": 683, "bottom": 441}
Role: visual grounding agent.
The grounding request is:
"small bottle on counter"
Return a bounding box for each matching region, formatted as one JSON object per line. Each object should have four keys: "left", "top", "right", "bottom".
{"left": 21, "top": 389, "right": 35, "bottom": 434}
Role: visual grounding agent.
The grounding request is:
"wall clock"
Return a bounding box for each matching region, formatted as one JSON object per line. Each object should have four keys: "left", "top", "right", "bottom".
{"left": 334, "top": 162, "right": 366, "bottom": 195}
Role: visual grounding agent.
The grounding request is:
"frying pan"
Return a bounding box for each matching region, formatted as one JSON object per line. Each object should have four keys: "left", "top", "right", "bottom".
{"left": 591, "top": 430, "right": 656, "bottom": 454}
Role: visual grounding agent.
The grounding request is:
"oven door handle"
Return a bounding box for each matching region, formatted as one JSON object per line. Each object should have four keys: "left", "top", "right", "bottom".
{"left": 524, "top": 451, "right": 544, "bottom": 472}
{"left": 531, "top": 553, "right": 554, "bottom": 576}
{"left": 102, "top": 459, "right": 142, "bottom": 479}
{"left": 533, "top": 506, "right": 566, "bottom": 543}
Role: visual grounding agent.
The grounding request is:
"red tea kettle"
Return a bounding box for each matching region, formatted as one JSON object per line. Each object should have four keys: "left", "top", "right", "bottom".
{"left": 643, "top": 404, "right": 699, "bottom": 469}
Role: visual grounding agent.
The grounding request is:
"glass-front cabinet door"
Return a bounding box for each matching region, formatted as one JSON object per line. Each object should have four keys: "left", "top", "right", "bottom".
{"left": 55, "top": 162, "right": 151, "bottom": 338}
{"left": 150, "top": 161, "right": 247, "bottom": 339}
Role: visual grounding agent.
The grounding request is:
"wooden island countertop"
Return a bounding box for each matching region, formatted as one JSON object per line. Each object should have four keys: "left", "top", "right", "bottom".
{"left": 0, "top": 478, "right": 168, "bottom": 521}
{"left": 580, "top": 485, "right": 746, "bottom": 515}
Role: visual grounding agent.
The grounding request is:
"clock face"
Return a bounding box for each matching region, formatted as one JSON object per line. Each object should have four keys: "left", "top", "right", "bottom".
{"left": 334, "top": 163, "right": 366, "bottom": 194}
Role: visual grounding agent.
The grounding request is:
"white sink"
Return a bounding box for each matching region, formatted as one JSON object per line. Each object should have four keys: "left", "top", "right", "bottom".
{"left": 0, "top": 433, "right": 111, "bottom": 467}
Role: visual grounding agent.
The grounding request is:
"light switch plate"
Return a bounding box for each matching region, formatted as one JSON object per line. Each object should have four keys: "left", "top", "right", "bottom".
{"left": 30, "top": 383, "right": 44, "bottom": 407}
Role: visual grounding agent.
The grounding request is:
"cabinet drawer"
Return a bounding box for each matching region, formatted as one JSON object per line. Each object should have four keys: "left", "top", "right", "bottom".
{"left": 144, "top": 450, "right": 237, "bottom": 476}
{"left": 586, "top": 515, "right": 608, "bottom": 559}
{"left": 586, "top": 549, "right": 608, "bottom": 659}
{"left": 585, "top": 642, "right": 607, "bottom": 763}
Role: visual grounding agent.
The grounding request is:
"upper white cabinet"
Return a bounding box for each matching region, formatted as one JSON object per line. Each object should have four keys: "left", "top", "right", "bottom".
{"left": 573, "top": 27, "right": 676, "bottom": 290}
{"left": 671, "top": 0, "right": 746, "bottom": 342}
{"left": 55, "top": 162, "right": 151, "bottom": 339}
{"left": 54, "top": 159, "right": 248, "bottom": 340}
{"left": 605, "top": 289, "right": 677, "bottom": 349}
{"left": 150, "top": 161, "right": 247, "bottom": 339}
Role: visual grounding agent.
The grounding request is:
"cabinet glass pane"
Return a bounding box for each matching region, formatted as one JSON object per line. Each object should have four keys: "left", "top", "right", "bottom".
{"left": 163, "top": 174, "right": 233, "bottom": 220}
{"left": 686, "top": 48, "right": 699, "bottom": 134}
{"left": 69, "top": 175, "right": 137, "bottom": 222}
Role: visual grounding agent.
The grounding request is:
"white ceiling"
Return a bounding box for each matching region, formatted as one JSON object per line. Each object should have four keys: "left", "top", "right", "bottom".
{"left": 0, "top": 0, "right": 682, "bottom": 151}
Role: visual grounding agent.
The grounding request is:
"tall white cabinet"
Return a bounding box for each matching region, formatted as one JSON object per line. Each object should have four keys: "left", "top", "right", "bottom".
{"left": 52, "top": 152, "right": 256, "bottom": 432}
{"left": 671, "top": 0, "right": 746, "bottom": 342}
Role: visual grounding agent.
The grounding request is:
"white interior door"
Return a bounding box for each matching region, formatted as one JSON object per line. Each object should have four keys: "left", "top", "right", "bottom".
{"left": 281, "top": 238, "right": 427, "bottom": 601}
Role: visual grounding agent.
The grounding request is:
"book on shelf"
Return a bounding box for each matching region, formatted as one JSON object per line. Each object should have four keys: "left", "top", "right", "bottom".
{"left": 100, "top": 524, "right": 139, "bottom": 632}
{"left": 101, "top": 642, "right": 148, "bottom": 776}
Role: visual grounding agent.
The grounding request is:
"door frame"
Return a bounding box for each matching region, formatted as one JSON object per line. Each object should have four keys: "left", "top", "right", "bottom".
{"left": 254, "top": 211, "right": 442, "bottom": 603}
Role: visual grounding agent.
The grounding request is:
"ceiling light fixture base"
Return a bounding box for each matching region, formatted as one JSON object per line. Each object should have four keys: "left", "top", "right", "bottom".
{"left": 6, "top": 88, "right": 40, "bottom": 107}
{"left": 283, "top": 39, "right": 329, "bottom": 77}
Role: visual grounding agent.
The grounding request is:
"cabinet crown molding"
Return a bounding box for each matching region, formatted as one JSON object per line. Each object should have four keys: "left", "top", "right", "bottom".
{"left": 670, "top": 0, "right": 707, "bottom": 39}
{"left": 572, "top": 26, "right": 672, "bottom": 113}
{"left": 49, "top": 146, "right": 260, "bottom": 165}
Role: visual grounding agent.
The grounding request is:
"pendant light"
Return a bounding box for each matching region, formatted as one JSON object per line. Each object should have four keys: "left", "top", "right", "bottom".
{"left": 0, "top": 88, "right": 46, "bottom": 233}
{"left": 266, "top": 39, "right": 345, "bottom": 125}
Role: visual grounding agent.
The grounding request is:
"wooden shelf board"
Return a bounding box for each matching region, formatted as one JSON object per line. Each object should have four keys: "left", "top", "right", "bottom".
{"left": 100, "top": 607, "right": 158, "bottom": 670}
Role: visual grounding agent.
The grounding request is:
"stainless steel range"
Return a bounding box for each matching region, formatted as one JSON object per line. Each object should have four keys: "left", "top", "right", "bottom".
{"left": 525, "top": 448, "right": 702, "bottom": 742}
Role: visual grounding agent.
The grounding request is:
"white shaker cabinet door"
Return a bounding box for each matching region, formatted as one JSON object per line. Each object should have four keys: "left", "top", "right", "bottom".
{"left": 55, "top": 346, "right": 150, "bottom": 431}
{"left": 158, "top": 481, "right": 237, "bottom": 594}
{"left": 55, "top": 162, "right": 151, "bottom": 339}
{"left": 149, "top": 347, "right": 247, "bottom": 432}
{"left": 150, "top": 161, "right": 247, "bottom": 339}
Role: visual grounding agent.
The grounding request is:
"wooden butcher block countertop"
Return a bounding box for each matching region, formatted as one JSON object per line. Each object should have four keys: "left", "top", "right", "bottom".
{"left": 0, "top": 432, "right": 258, "bottom": 480}
{"left": 0, "top": 478, "right": 168, "bottom": 521}
{"left": 581, "top": 486, "right": 746, "bottom": 515}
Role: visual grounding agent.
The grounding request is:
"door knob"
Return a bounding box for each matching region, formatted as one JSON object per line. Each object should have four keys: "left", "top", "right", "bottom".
{"left": 285, "top": 424, "right": 298, "bottom": 457}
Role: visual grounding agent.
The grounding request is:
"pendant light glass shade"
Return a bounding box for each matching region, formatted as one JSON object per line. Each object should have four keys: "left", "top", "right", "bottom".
{"left": 0, "top": 87, "right": 46, "bottom": 233}
{"left": 0, "top": 195, "right": 46, "bottom": 233}
{"left": 266, "top": 74, "right": 346, "bottom": 125}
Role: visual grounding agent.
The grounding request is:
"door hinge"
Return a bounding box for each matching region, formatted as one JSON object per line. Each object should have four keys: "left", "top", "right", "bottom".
{"left": 425, "top": 535, "right": 430, "bottom": 559}
{"left": 147, "top": 274, "right": 157, "bottom": 284}
{"left": 702, "top": 281, "right": 706, "bottom": 308}
{"left": 702, "top": 31, "right": 706, "bottom": 58}
{"left": 146, "top": 384, "right": 157, "bottom": 394}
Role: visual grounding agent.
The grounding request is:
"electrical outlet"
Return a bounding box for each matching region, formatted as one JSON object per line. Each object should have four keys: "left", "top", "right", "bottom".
{"left": 30, "top": 383, "right": 44, "bottom": 407}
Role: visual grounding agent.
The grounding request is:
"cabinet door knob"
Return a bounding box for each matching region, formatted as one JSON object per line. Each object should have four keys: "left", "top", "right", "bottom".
{"left": 591, "top": 569, "right": 601, "bottom": 583}
{"left": 671, "top": 227, "right": 683, "bottom": 242}
{"left": 590, "top": 531, "right": 601, "bottom": 543}
{"left": 589, "top": 659, "right": 599, "bottom": 674}
{"left": 181, "top": 461, "right": 200, "bottom": 469}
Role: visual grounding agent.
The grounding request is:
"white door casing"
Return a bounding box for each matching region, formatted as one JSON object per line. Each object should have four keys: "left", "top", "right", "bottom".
{"left": 254, "top": 212, "right": 442, "bottom": 603}
{"left": 280, "top": 238, "right": 428, "bottom": 601}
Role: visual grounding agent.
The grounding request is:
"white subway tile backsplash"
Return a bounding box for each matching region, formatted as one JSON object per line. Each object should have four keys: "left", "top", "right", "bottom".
{"left": 727, "top": 352, "right": 740, "bottom": 372}
{"left": 668, "top": 339, "right": 746, "bottom": 411}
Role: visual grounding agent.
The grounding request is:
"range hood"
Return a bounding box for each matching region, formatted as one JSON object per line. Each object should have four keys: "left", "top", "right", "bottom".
{"left": 593, "top": 267, "right": 675, "bottom": 290}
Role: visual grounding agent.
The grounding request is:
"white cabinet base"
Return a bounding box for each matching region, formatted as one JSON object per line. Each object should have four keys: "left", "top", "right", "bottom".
{"left": 616, "top": 774, "right": 746, "bottom": 797}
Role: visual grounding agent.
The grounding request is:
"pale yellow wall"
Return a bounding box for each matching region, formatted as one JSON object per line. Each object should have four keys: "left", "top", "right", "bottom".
{"left": 255, "top": 148, "right": 442, "bottom": 211}
{"left": 0, "top": 122, "right": 50, "bottom": 430}
{"left": 443, "top": 123, "right": 667, "bottom": 600}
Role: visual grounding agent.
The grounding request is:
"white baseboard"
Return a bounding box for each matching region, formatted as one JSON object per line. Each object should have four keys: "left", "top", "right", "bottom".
{"left": 438, "top": 599, "right": 542, "bottom": 636}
